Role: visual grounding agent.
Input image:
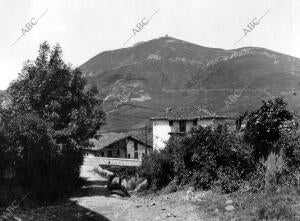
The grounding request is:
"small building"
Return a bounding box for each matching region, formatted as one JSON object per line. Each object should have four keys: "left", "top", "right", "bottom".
{"left": 84, "top": 133, "right": 152, "bottom": 160}
{"left": 151, "top": 107, "right": 234, "bottom": 150}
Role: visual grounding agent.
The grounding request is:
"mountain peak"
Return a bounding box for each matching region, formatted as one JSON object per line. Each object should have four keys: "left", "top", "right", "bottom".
{"left": 79, "top": 37, "right": 300, "bottom": 132}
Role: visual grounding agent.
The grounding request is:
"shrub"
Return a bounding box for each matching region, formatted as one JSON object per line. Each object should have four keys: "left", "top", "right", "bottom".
{"left": 1, "top": 113, "right": 84, "bottom": 202}
{"left": 248, "top": 162, "right": 265, "bottom": 191}
{"left": 140, "top": 151, "right": 174, "bottom": 190}
{"left": 164, "top": 125, "right": 256, "bottom": 192}
{"left": 263, "top": 152, "right": 285, "bottom": 189}
{"left": 127, "top": 177, "right": 138, "bottom": 190}
{"left": 161, "top": 181, "right": 178, "bottom": 194}
{"left": 212, "top": 167, "right": 244, "bottom": 193}
{"left": 244, "top": 97, "right": 295, "bottom": 160}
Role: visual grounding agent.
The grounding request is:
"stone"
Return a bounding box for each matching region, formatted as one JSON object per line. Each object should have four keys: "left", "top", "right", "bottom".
{"left": 95, "top": 166, "right": 114, "bottom": 177}
{"left": 151, "top": 202, "right": 156, "bottom": 206}
{"left": 111, "top": 177, "right": 120, "bottom": 185}
{"left": 121, "top": 179, "right": 128, "bottom": 189}
{"left": 194, "top": 193, "right": 205, "bottom": 201}
{"left": 111, "top": 194, "right": 121, "bottom": 198}
{"left": 225, "top": 205, "right": 235, "bottom": 212}
{"left": 186, "top": 186, "right": 195, "bottom": 194}
{"left": 166, "top": 212, "right": 176, "bottom": 218}
{"left": 185, "top": 194, "right": 193, "bottom": 201}
{"left": 134, "top": 179, "right": 148, "bottom": 192}
{"left": 225, "top": 199, "right": 233, "bottom": 205}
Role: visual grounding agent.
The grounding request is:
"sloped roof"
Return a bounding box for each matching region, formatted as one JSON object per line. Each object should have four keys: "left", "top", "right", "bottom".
{"left": 87, "top": 132, "right": 152, "bottom": 151}
{"left": 151, "top": 106, "right": 230, "bottom": 120}
{"left": 89, "top": 133, "right": 128, "bottom": 150}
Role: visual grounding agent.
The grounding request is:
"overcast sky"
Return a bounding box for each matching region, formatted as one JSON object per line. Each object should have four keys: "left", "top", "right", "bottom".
{"left": 0, "top": 0, "right": 299, "bottom": 89}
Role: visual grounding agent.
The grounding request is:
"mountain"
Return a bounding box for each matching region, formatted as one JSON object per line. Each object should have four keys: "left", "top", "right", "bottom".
{"left": 79, "top": 36, "right": 300, "bottom": 132}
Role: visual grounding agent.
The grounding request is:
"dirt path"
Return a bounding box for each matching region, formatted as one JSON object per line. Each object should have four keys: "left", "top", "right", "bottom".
{"left": 73, "top": 165, "right": 202, "bottom": 221}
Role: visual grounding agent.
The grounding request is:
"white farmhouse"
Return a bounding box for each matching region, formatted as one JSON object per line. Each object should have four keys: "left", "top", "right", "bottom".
{"left": 151, "top": 107, "right": 233, "bottom": 150}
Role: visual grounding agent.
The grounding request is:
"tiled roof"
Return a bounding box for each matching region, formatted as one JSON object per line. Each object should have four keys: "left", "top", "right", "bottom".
{"left": 87, "top": 132, "right": 152, "bottom": 151}
{"left": 89, "top": 133, "right": 128, "bottom": 150}
{"left": 151, "top": 106, "right": 230, "bottom": 120}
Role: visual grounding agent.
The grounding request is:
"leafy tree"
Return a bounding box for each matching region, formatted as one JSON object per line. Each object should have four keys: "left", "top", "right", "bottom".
{"left": 1, "top": 42, "right": 105, "bottom": 201}
{"left": 0, "top": 125, "right": 8, "bottom": 181}
{"left": 244, "top": 97, "right": 295, "bottom": 159}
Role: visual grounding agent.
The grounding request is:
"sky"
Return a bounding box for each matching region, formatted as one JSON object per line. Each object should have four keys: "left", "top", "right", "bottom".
{"left": 0, "top": 0, "right": 299, "bottom": 90}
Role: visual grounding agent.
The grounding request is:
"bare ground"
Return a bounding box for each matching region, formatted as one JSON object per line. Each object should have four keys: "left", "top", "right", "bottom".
{"left": 9, "top": 165, "right": 202, "bottom": 221}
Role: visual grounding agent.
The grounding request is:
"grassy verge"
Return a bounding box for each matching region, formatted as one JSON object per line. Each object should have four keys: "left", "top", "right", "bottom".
{"left": 195, "top": 186, "right": 300, "bottom": 221}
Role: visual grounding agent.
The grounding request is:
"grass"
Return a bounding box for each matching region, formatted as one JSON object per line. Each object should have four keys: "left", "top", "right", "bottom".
{"left": 195, "top": 186, "right": 300, "bottom": 221}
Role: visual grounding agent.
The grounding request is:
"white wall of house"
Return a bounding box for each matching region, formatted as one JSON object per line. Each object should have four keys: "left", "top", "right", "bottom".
{"left": 153, "top": 118, "right": 226, "bottom": 150}
{"left": 153, "top": 120, "right": 172, "bottom": 151}
{"left": 199, "top": 119, "right": 214, "bottom": 128}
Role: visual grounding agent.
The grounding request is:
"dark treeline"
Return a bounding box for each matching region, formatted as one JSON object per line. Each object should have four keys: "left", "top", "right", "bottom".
{"left": 0, "top": 42, "right": 105, "bottom": 205}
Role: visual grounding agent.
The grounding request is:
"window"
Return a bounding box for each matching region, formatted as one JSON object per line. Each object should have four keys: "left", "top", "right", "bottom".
{"left": 169, "top": 120, "right": 173, "bottom": 126}
{"left": 134, "top": 152, "right": 138, "bottom": 159}
{"left": 117, "top": 149, "right": 120, "bottom": 156}
{"left": 193, "top": 119, "right": 197, "bottom": 126}
{"left": 134, "top": 142, "right": 138, "bottom": 151}
{"left": 108, "top": 150, "right": 112, "bottom": 157}
{"left": 127, "top": 154, "right": 131, "bottom": 158}
{"left": 179, "top": 120, "right": 186, "bottom": 133}
{"left": 101, "top": 152, "right": 104, "bottom": 157}
{"left": 142, "top": 153, "right": 145, "bottom": 158}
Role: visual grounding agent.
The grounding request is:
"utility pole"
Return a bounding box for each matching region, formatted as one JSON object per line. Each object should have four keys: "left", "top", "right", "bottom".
{"left": 145, "top": 124, "right": 148, "bottom": 155}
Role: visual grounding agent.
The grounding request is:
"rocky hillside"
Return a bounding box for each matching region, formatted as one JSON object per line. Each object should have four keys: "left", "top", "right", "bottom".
{"left": 80, "top": 36, "right": 300, "bottom": 132}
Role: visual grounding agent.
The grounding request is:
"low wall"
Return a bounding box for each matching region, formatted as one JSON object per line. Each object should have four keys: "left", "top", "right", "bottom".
{"left": 83, "top": 156, "right": 142, "bottom": 167}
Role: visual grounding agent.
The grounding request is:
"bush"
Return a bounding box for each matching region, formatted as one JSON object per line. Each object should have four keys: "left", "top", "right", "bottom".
{"left": 248, "top": 163, "right": 265, "bottom": 191}
{"left": 138, "top": 99, "right": 300, "bottom": 194}
{"left": 140, "top": 125, "right": 257, "bottom": 193}
{"left": 263, "top": 152, "right": 285, "bottom": 189}
{"left": 1, "top": 113, "right": 84, "bottom": 202}
{"left": 244, "top": 97, "right": 295, "bottom": 160}
{"left": 212, "top": 167, "right": 245, "bottom": 193}
{"left": 161, "top": 181, "right": 178, "bottom": 194}
{"left": 127, "top": 177, "right": 138, "bottom": 190}
{"left": 164, "top": 125, "right": 256, "bottom": 192}
{"left": 140, "top": 151, "right": 174, "bottom": 190}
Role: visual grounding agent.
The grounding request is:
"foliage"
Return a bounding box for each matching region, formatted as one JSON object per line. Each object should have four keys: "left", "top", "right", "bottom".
{"left": 0, "top": 128, "right": 9, "bottom": 181}
{"left": 140, "top": 151, "right": 174, "bottom": 190}
{"left": 248, "top": 162, "right": 266, "bottom": 192}
{"left": 141, "top": 125, "right": 256, "bottom": 193}
{"left": 165, "top": 125, "right": 256, "bottom": 192}
{"left": 138, "top": 98, "right": 300, "bottom": 196}
{"left": 271, "top": 133, "right": 300, "bottom": 187}
{"left": 253, "top": 188, "right": 299, "bottom": 220}
{"left": 0, "top": 42, "right": 105, "bottom": 202}
{"left": 244, "top": 97, "right": 295, "bottom": 159}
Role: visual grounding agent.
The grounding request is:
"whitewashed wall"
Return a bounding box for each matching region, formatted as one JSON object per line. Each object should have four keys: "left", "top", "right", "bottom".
{"left": 153, "top": 120, "right": 171, "bottom": 151}
{"left": 153, "top": 118, "right": 225, "bottom": 150}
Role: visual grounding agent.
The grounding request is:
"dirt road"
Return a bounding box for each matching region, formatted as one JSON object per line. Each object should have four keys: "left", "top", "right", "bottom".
{"left": 11, "top": 165, "right": 202, "bottom": 220}
{"left": 71, "top": 164, "right": 201, "bottom": 221}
